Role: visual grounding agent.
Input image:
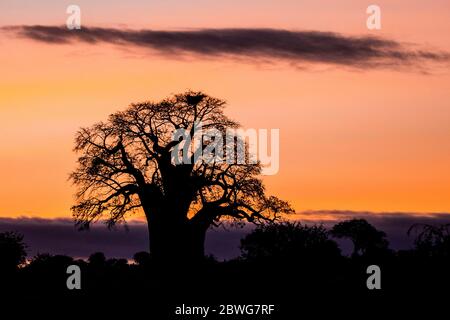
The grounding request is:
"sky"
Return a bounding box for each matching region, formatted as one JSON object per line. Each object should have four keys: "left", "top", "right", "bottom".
{"left": 1, "top": 0, "right": 450, "bottom": 221}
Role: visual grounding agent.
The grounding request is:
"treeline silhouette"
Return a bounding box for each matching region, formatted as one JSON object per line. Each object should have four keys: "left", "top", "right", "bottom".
{"left": 1, "top": 219, "right": 449, "bottom": 315}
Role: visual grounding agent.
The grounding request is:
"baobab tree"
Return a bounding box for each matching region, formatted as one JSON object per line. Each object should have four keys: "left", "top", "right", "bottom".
{"left": 70, "top": 91, "right": 293, "bottom": 262}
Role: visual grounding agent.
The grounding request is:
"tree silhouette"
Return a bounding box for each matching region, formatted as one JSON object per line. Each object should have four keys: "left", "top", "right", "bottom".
{"left": 88, "top": 252, "right": 106, "bottom": 266}
{"left": 133, "top": 251, "right": 152, "bottom": 267}
{"left": 70, "top": 91, "right": 293, "bottom": 262}
{"left": 24, "top": 254, "right": 76, "bottom": 291}
{"left": 240, "top": 222, "right": 340, "bottom": 262}
{"left": 408, "top": 223, "right": 450, "bottom": 257}
{"left": 0, "top": 231, "right": 27, "bottom": 272}
{"left": 330, "top": 219, "right": 389, "bottom": 258}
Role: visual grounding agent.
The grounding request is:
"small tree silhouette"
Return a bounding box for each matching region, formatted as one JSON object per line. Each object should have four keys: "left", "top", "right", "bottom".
{"left": 88, "top": 252, "right": 107, "bottom": 267}
{"left": 240, "top": 222, "right": 340, "bottom": 262}
{"left": 0, "top": 231, "right": 27, "bottom": 272}
{"left": 133, "top": 251, "right": 151, "bottom": 267}
{"left": 408, "top": 223, "right": 450, "bottom": 257}
{"left": 70, "top": 91, "right": 293, "bottom": 262}
{"left": 330, "top": 219, "right": 389, "bottom": 258}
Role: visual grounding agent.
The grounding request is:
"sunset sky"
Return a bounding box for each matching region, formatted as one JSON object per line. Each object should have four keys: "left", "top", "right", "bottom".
{"left": 1, "top": 0, "right": 450, "bottom": 220}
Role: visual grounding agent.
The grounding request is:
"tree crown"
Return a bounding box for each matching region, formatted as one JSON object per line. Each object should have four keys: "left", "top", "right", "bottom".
{"left": 70, "top": 91, "right": 293, "bottom": 229}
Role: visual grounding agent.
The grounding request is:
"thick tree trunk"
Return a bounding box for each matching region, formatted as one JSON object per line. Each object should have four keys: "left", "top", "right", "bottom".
{"left": 146, "top": 210, "right": 208, "bottom": 264}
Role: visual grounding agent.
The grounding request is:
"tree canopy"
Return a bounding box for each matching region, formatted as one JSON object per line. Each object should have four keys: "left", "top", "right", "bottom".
{"left": 330, "top": 219, "right": 389, "bottom": 257}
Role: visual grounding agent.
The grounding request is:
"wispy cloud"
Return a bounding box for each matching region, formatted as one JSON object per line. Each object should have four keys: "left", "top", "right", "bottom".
{"left": 3, "top": 25, "right": 449, "bottom": 69}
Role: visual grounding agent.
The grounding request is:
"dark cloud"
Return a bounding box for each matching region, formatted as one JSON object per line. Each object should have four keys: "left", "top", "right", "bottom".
{"left": 1, "top": 212, "right": 450, "bottom": 260}
{"left": 0, "top": 217, "right": 246, "bottom": 260}
{"left": 0, "top": 217, "right": 148, "bottom": 260}
{"left": 3, "top": 25, "right": 449, "bottom": 69}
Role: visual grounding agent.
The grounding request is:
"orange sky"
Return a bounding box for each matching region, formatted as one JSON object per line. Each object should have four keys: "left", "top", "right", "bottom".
{"left": 1, "top": 1, "right": 450, "bottom": 218}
